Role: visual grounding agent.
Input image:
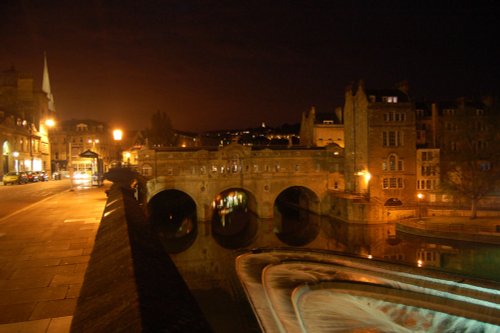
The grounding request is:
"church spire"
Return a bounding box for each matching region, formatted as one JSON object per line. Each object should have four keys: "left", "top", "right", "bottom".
{"left": 42, "top": 52, "right": 55, "bottom": 112}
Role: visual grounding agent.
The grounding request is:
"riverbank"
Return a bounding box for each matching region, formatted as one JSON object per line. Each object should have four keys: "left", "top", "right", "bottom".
{"left": 397, "top": 216, "right": 500, "bottom": 245}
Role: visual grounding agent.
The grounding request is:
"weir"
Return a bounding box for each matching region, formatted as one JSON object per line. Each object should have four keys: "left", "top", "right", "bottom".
{"left": 236, "top": 248, "right": 500, "bottom": 332}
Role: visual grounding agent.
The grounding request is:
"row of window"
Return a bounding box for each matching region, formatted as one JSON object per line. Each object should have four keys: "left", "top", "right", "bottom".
{"left": 382, "top": 131, "right": 403, "bottom": 147}
{"left": 444, "top": 140, "right": 489, "bottom": 153}
{"left": 420, "top": 165, "right": 437, "bottom": 176}
{"left": 420, "top": 151, "right": 435, "bottom": 161}
{"left": 417, "top": 179, "right": 438, "bottom": 190}
{"left": 443, "top": 108, "right": 484, "bottom": 116}
{"left": 382, "top": 177, "right": 404, "bottom": 189}
{"left": 383, "top": 112, "right": 406, "bottom": 122}
{"left": 161, "top": 163, "right": 315, "bottom": 176}
{"left": 369, "top": 95, "right": 399, "bottom": 103}
{"left": 9, "top": 138, "right": 40, "bottom": 153}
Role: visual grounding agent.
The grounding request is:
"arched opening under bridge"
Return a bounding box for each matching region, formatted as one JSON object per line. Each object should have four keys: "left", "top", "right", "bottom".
{"left": 273, "top": 186, "right": 320, "bottom": 246}
{"left": 211, "top": 188, "right": 258, "bottom": 249}
{"left": 148, "top": 189, "right": 197, "bottom": 253}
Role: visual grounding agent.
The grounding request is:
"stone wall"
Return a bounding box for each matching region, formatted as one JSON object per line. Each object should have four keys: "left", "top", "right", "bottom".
{"left": 71, "top": 171, "right": 212, "bottom": 332}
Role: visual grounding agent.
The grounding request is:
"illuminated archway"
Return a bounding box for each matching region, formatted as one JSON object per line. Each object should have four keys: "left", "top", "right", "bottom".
{"left": 211, "top": 188, "right": 258, "bottom": 249}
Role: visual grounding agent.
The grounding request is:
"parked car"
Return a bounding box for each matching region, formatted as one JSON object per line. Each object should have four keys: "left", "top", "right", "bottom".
{"left": 35, "top": 171, "right": 49, "bottom": 181}
{"left": 2, "top": 171, "right": 28, "bottom": 185}
{"left": 26, "top": 171, "right": 39, "bottom": 182}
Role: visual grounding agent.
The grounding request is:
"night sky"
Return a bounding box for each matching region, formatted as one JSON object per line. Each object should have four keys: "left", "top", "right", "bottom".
{"left": 1, "top": 1, "right": 499, "bottom": 132}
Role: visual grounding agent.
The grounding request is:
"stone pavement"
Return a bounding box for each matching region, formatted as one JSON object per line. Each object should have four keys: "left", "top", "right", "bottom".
{"left": 0, "top": 183, "right": 108, "bottom": 333}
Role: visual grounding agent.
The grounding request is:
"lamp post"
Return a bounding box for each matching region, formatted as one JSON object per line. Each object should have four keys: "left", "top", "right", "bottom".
{"left": 417, "top": 192, "right": 424, "bottom": 220}
{"left": 44, "top": 118, "right": 55, "bottom": 176}
{"left": 68, "top": 139, "right": 74, "bottom": 191}
{"left": 113, "top": 129, "right": 123, "bottom": 168}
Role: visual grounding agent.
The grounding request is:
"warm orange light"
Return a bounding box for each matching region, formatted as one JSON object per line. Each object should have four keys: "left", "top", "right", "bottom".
{"left": 45, "top": 119, "right": 55, "bottom": 127}
{"left": 113, "top": 129, "right": 123, "bottom": 141}
{"left": 417, "top": 193, "right": 424, "bottom": 200}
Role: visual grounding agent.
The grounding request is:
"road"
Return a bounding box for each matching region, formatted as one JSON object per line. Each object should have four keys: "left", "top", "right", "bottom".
{"left": 0, "top": 180, "right": 75, "bottom": 220}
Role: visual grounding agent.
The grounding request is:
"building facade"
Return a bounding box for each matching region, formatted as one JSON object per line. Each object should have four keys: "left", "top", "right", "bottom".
{"left": 299, "top": 106, "right": 344, "bottom": 148}
{"left": 50, "top": 119, "right": 120, "bottom": 177}
{"left": 343, "top": 81, "right": 417, "bottom": 208}
{"left": 0, "top": 58, "right": 56, "bottom": 178}
{"left": 416, "top": 97, "right": 500, "bottom": 212}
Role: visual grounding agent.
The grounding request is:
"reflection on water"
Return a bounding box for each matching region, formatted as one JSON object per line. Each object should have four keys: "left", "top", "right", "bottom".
{"left": 397, "top": 232, "right": 500, "bottom": 281}
{"left": 211, "top": 190, "right": 258, "bottom": 249}
{"left": 160, "top": 202, "right": 499, "bottom": 332}
{"left": 283, "top": 209, "right": 500, "bottom": 282}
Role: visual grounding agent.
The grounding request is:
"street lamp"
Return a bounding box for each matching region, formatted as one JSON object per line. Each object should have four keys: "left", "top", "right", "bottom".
{"left": 45, "top": 118, "right": 55, "bottom": 127}
{"left": 44, "top": 118, "right": 55, "bottom": 176}
{"left": 113, "top": 129, "right": 123, "bottom": 167}
{"left": 113, "top": 129, "right": 123, "bottom": 141}
{"left": 417, "top": 192, "right": 424, "bottom": 220}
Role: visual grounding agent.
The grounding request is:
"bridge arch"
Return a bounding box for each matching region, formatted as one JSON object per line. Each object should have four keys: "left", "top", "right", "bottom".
{"left": 272, "top": 185, "right": 322, "bottom": 246}
{"left": 270, "top": 184, "right": 322, "bottom": 213}
{"left": 209, "top": 186, "right": 259, "bottom": 249}
{"left": 148, "top": 189, "right": 198, "bottom": 253}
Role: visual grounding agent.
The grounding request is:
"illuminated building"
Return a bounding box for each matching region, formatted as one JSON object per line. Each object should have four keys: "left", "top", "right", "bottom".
{"left": 343, "top": 81, "right": 417, "bottom": 211}
{"left": 49, "top": 119, "right": 118, "bottom": 175}
{"left": 0, "top": 55, "right": 56, "bottom": 177}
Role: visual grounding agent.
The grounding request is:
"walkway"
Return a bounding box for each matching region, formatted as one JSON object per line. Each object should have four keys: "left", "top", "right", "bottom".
{"left": 0, "top": 184, "right": 108, "bottom": 333}
{"left": 397, "top": 216, "right": 500, "bottom": 245}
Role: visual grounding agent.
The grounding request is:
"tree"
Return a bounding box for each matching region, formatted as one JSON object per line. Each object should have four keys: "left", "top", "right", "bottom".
{"left": 147, "top": 110, "right": 175, "bottom": 147}
{"left": 440, "top": 98, "right": 500, "bottom": 219}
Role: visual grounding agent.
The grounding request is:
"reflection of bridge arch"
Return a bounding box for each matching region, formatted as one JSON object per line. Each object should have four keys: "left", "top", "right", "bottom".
{"left": 148, "top": 188, "right": 198, "bottom": 253}
{"left": 210, "top": 187, "right": 259, "bottom": 249}
{"left": 273, "top": 186, "right": 322, "bottom": 246}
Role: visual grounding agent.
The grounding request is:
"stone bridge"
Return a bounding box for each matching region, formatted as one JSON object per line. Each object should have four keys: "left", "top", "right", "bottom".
{"left": 138, "top": 143, "right": 344, "bottom": 221}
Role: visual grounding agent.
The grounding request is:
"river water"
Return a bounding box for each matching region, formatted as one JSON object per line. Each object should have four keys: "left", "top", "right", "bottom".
{"left": 158, "top": 207, "right": 499, "bottom": 332}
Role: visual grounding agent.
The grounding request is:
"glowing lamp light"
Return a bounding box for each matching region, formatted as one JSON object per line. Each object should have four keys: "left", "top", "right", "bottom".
{"left": 356, "top": 170, "right": 371, "bottom": 182}
{"left": 45, "top": 119, "right": 55, "bottom": 127}
{"left": 364, "top": 171, "right": 372, "bottom": 182}
{"left": 417, "top": 193, "right": 424, "bottom": 200}
{"left": 12, "top": 151, "right": 19, "bottom": 158}
{"left": 113, "top": 129, "right": 123, "bottom": 141}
